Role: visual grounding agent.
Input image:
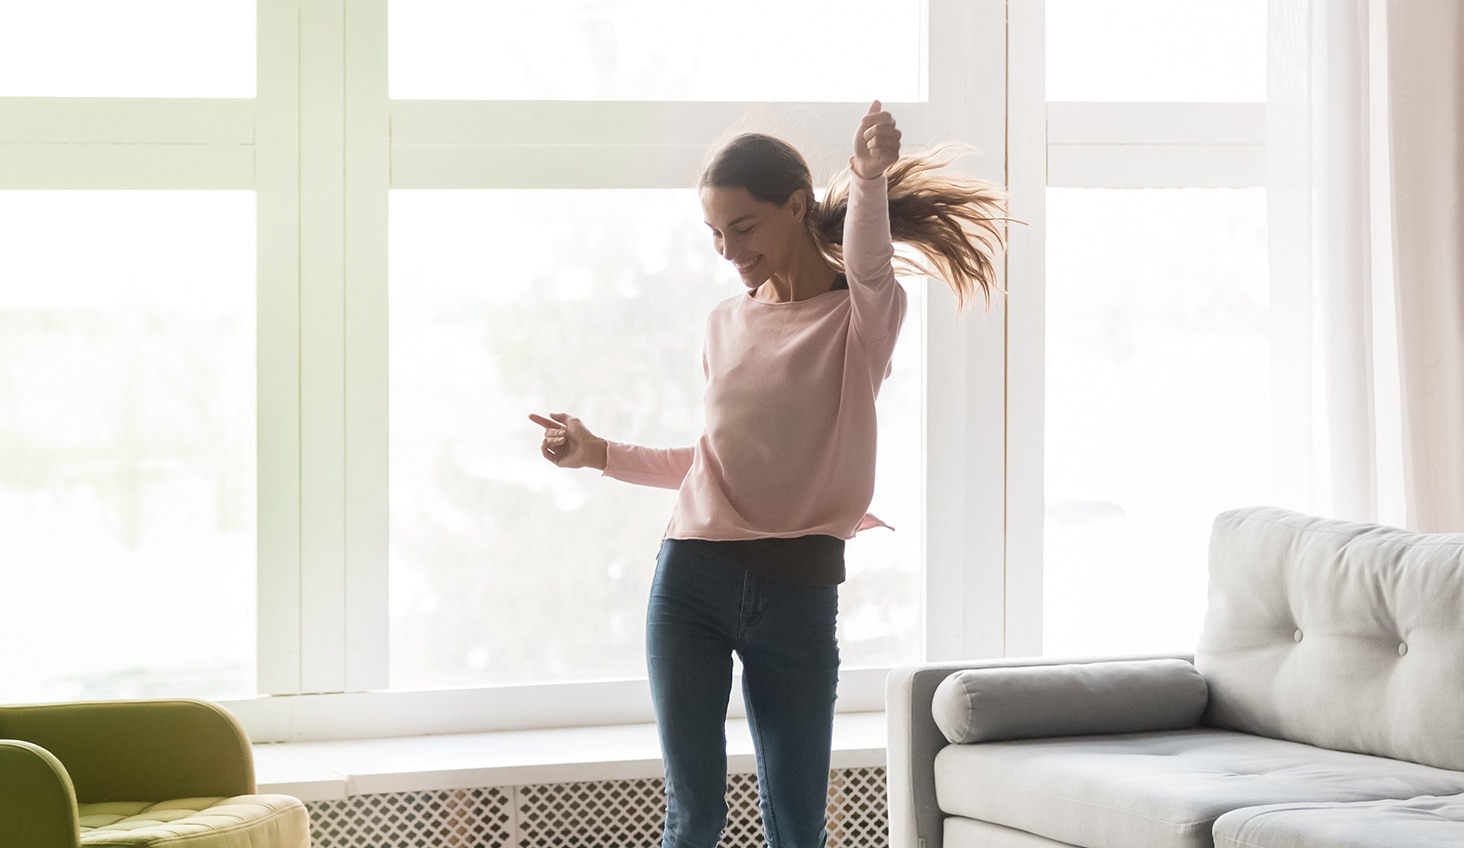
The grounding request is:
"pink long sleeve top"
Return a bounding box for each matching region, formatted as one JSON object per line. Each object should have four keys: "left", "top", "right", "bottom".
{"left": 603, "top": 171, "right": 907, "bottom": 541}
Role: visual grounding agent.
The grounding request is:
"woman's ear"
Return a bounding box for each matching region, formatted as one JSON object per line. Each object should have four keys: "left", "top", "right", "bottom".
{"left": 788, "top": 189, "right": 810, "bottom": 223}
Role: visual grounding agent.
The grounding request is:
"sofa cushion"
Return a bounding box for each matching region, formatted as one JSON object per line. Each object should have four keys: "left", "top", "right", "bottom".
{"left": 1196, "top": 507, "right": 1464, "bottom": 771}
{"left": 945, "top": 816, "right": 1075, "bottom": 848}
{"left": 932, "top": 659, "right": 1207, "bottom": 744}
{"left": 77, "top": 795, "right": 310, "bottom": 847}
{"left": 934, "top": 728, "right": 1464, "bottom": 848}
{"left": 1213, "top": 794, "right": 1464, "bottom": 848}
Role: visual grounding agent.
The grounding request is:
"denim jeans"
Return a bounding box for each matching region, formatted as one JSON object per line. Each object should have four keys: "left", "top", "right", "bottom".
{"left": 647, "top": 539, "right": 841, "bottom": 848}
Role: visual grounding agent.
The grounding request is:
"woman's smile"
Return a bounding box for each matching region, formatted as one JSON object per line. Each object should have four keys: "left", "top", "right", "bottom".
{"left": 733, "top": 256, "right": 761, "bottom": 276}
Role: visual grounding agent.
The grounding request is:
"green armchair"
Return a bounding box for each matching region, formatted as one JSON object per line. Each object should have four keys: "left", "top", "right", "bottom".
{"left": 0, "top": 699, "right": 309, "bottom": 848}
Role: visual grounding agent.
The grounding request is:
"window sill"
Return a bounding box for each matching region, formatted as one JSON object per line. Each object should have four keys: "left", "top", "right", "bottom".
{"left": 253, "top": 710, "right": 887, "bottom": 801}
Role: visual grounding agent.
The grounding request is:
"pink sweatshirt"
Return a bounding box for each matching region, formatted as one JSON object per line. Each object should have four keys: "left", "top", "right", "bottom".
{"left": 603, "top": 171, "right": 907, "bottom": 540}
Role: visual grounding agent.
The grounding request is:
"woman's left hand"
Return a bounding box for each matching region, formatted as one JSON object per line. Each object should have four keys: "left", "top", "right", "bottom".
{"left": 852, "top": 99, "right": 902, "bottom": 179}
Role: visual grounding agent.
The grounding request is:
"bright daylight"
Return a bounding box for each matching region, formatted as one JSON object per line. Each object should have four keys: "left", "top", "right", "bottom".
{"left": 1, "top": 2, "right": 1461, "bottom": 848}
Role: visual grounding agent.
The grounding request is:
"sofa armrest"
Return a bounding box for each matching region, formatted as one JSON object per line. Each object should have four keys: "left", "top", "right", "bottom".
{"left": 886, "top": 654, "right": 1193, "bottom": 848}
{"left": 0, "top": 700, "right": 254, "bottom": 804}
{"left": 0, "top": 739, "right": 81, "bottom": 848}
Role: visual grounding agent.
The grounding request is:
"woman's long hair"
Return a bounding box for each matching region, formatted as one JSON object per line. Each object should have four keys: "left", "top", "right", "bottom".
{"left": 700, "top": 133, "right": 1010, "bottom": 312}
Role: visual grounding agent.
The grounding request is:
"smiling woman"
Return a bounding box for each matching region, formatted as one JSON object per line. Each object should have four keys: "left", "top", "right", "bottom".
{"left": 521, "top": 103, "right": 1009, "bottom": 848}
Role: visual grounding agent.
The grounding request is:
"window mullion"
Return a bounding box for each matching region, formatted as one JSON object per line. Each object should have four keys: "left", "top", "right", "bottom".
{"left": 343, "top": 0, "right": 390, "bottom": 693}
{"left": 256, "top": 0, "right": 305, "bottom": 696}
{"left": 1004, "top": 0, "right": 1047, "bottom": 657}
{"left": 297, "top": 0, "right": 350, "bottom": 694}
{"left": 921, "top": 0, "right": 1009, "bottom": 662}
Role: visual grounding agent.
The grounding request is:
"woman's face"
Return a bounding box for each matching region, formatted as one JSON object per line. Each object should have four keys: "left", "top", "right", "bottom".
{"left": 700, "top": 185, "right": 807, "bottom": 289}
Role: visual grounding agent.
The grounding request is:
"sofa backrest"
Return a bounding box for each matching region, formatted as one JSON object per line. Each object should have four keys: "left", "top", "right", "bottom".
{"left": 1195, "top": 506, "right": 1464, "bottom": 771}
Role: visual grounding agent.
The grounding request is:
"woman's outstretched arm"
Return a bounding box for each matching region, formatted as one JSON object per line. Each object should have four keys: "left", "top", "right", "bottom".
{"left": 530, "top": 412, "right": 693, "bottom": 490}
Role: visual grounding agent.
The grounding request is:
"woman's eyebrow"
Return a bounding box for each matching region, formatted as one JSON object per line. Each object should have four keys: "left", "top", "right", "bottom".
{"left": 706, "top": 214, "right": 757, "bottom": 230}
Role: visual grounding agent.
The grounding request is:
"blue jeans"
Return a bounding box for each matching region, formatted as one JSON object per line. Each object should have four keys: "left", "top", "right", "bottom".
{"left": 647, "top": 539, "right": 841, "bottom": 848}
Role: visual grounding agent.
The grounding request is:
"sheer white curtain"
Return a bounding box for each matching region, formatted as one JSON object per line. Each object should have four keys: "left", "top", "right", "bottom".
{"left": 1386, "top": 0, "right": 1464, "bottom": 532}
{"left": 1267, "top": 0, "right": 1464, "bottom": 531}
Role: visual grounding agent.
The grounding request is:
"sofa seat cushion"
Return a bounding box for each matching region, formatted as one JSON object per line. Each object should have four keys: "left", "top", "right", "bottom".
{"left": 945, "top": 816, "right": 1078, "bottom": 847}
{"left": 77, "top": 795, "right": 310, "bottom": 847}
{"left": 934, "top": 729, "right": 1464, "bottom": 848}
{"left": 1213, "top": 794, "right": 1464, "bottom": 848}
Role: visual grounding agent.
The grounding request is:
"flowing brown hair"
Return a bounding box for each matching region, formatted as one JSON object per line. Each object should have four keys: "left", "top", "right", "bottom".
{"left": 700, "top": 133, "right": 1010, "bottom": 311}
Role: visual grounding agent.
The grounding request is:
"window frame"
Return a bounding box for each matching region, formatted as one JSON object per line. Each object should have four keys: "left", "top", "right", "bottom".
{"left": 0, "top": 0, "right": 1009, "bottom": 739}
{"left": 324, "top": 0, "right": 1014, "bottom": 736}
{"left": 1, "top": 0, "right": 1264, "bottom": 741}
{"left": 263, "top": 0, "right": 1015, "bottom": 738}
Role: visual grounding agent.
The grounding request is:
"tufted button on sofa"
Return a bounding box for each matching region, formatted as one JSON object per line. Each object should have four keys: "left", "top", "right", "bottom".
{"left": 888, "top": 507, "right": 1464, "bottom": 848}
{"left": 0, "top": 699, "right": 310, "bottom": 848}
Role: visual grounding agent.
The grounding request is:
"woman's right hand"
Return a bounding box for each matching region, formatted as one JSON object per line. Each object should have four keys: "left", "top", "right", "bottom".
{"left": 529, "top": 412, "right": 608, "bottom": 470}
{"left": 852, "top": 99, "right": 901, "bottom": 180}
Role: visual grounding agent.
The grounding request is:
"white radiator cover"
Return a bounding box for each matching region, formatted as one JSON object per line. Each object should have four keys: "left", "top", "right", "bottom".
{"left": 306, "top": 767, "right": 889, "bottom": 847}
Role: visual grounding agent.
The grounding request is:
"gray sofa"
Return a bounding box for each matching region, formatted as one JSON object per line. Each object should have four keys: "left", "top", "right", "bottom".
{"left": 887, "top": 506, "right": 1464, "bottom": 848}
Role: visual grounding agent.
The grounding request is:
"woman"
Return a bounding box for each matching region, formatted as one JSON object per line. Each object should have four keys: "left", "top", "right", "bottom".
{"left": 531, "top": 101, "right": 1006, "bottom": 848}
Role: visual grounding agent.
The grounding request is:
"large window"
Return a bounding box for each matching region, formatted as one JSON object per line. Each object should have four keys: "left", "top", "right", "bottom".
{"left": 1041, "top": 1, "right": 1271, "bottom": 656}
{"left": 0, "top": 192, "right": 257, "bottom": 702}
{"left": 1, "top": 2, "right": 257, "bottom": 707}
{"left": 5, "top": 0, "right": 1004, "bottom": 735}
{"left": 375, "top": 0, "right": 983, "bottom": 706}
{"left": 6, "top": 0, "right": 1280, "bottom": 736}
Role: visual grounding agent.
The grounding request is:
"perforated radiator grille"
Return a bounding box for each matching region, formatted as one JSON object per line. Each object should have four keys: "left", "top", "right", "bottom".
{"left": 306, "top": 766, "right": 888, "bottom": 848}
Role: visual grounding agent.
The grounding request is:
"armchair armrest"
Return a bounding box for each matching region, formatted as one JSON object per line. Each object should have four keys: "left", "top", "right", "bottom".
{"left": 886, "top": 654, "right": 1193, "bottom": 848}
{"left": 0, "top": 739, "right": 81, "bottom": 848}
{"left": 0, "top": 700, "right": 254, "bottom": 804}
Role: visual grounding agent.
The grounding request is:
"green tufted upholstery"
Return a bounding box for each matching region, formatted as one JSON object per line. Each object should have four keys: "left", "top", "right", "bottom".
{"left": 0, "top": 699, "right": 309, "bottom": 848}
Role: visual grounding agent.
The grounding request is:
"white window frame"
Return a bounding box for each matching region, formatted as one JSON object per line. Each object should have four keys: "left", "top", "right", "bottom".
{"left": 244, "top": 0, "right": 1014, "bottom": 740}
{"left": 2, "top": 0, "right": 1269, "bottom": 741}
